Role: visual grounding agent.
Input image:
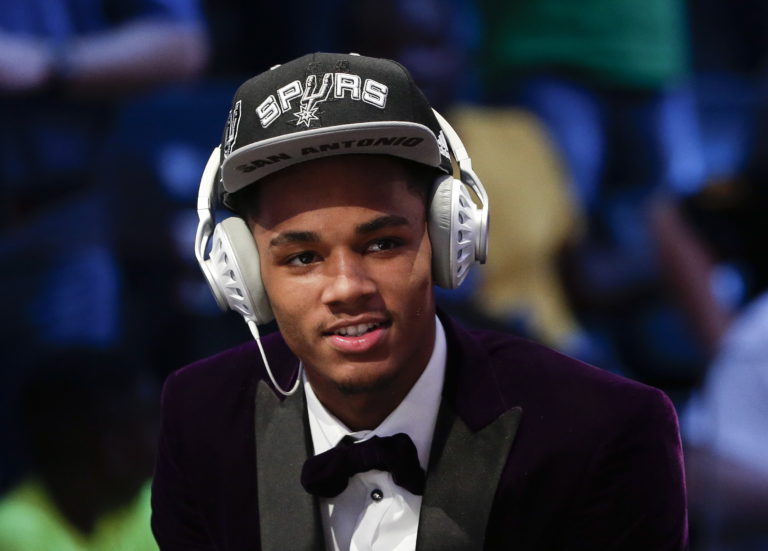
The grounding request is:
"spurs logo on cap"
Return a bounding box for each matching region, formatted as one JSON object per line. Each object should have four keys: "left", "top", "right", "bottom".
{"left": 255, "top": 72, "right": 389, "bottom": 129}
{"left": 293, "top": 74, "right": 333, "bottom": 127}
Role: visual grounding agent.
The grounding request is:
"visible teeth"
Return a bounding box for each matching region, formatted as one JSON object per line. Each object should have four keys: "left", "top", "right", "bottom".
{"left": 336, "top": 322, "right": 380, "bottom": 337}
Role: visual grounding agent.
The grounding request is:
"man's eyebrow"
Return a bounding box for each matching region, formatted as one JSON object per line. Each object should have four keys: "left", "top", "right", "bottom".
{"left": 355, "top": 215, "right": 410, "bottom": 234}
{"left": 269, "top": 231, "right": 320, "bottom": 248}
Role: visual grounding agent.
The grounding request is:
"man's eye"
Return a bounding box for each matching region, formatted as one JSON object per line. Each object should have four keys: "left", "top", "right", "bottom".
{"left": 368, "top": 238, "right": 400, "bottom": 253}
{"left": 287, "top": 252, "right": 318, "bottom": 266}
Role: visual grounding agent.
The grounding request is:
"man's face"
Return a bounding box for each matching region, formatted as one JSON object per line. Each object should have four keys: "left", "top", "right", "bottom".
{"left": 250, "top": 155, "right": 436, "bottom": 404}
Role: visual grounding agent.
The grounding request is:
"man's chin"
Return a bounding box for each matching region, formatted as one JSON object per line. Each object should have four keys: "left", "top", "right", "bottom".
{"left": 334, "top": 368, "right": 399, "bottom": 396}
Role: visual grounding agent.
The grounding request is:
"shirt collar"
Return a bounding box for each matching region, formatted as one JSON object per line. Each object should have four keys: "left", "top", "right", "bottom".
{"left": 305, "top": 316, "right": 447, "bottom": 470}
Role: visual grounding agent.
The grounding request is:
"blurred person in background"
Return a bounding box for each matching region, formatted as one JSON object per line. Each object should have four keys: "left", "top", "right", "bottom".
{"left": 0, "top": 348, "right": 159, "bottom": 550}
{"left": 662, "top": 39, "right": 768, "bottom": 543}
{"left": 651, "top": 0, "right": 768, "bottom": 361}
{"left": 448, "top": 107, "right": 588, "bottom": 359}
{"left": 475, "top": 0, "right": 708, "bottom": 387}
{"left": 0, "top": 0, "right": 207, "bottom": 492}
{"left": 682, "top": 291, "right": 768, "bottom": 548}
{"left": 670, "top": 180, "right": 768, "bottom": 546}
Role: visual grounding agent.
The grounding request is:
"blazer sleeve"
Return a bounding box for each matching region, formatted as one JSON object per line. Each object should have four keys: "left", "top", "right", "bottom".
{"left": 151, "top": 370, "right": 216, "bottom": 550}
{"left": 567, "top": 387, "right": 688, "bottom": 550}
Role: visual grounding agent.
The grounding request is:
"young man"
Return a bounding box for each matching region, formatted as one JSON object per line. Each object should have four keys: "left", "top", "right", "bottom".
{"left": 151, "top": 52, "right": 688, "bottom": 550}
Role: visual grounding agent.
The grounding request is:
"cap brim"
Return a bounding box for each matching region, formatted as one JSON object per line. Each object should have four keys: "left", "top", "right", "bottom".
{"left": 221, "top": 121, "right": 442, "bottom": 194}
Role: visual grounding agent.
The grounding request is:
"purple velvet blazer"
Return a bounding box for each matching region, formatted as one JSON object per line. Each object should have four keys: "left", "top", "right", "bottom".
{"left": 151, "top": 315, "right": 688, "bottom": 550}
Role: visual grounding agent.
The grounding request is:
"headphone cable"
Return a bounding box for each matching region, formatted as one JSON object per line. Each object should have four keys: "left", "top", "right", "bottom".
{"left": 247, "top": 319, "right": 302, "bottom": 396}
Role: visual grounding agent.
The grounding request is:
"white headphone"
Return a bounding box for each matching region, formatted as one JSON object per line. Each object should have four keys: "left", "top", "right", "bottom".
{"left": 194, "top": 110, "right": 488, "bottom": 394}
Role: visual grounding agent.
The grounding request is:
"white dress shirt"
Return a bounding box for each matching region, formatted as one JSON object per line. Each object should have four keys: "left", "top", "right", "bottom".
{"left": 305, "top": 317, "right": 447, "bottom": 551}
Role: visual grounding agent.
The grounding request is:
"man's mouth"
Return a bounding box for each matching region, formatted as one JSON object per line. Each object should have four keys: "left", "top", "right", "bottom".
{"left": 323, "top": 320, "right": 391, "bottom": 354}
{"left": 331, "top": 321, "right": 385, "bottom": 337}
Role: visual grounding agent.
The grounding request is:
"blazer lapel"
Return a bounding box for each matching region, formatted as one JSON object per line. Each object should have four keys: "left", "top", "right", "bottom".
{"left": 416, "top": 314, "right": 524, "bottom": 550}
{"left": 416, "top": 401, "right": 522, "bottom": 551}
{"left": 254, "top": 381, "right": 325, "bottom": 551}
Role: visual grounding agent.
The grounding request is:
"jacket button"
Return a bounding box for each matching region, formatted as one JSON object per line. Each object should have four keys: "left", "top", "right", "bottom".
{"left": 370, "top": 489, "right": 383, "bottom": 502}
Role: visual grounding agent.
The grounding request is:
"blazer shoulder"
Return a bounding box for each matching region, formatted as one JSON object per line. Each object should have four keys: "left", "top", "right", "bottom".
{"left": 466, "top": 328, "right": 677, "bottom": 426}
{"left": 454, "top": 326, "right": 687, "bottom": 549}
{"left": 161, "top": 332, "right": 292, "bottom": 415}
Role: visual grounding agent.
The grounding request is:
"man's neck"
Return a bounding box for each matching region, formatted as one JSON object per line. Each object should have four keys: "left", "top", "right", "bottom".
{"left": 306, "top": 364, "right": 427, "bottom": 431}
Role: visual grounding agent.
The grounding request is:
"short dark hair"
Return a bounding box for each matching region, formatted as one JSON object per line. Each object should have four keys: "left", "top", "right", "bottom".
{"left": 227, "top": 156, "right": 440, "bottom": 224}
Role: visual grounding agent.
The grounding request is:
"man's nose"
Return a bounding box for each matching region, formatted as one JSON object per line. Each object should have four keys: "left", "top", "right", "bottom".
{"left": 320, "top": 252, "right": 377, "bottom": 307}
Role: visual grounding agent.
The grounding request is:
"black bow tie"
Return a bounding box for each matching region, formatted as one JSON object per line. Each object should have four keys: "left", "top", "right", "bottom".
{"left": 301, "top": 433, "right": 426, "bottom": 498}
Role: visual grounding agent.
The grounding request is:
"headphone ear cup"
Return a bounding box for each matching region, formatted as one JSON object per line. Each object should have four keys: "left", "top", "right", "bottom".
{"left": 205, "top": 217, "right": 274, "bottom": 324}
{"left": 428, "top": 175, "right": 455, "bottom": 288}
{"left": 428, "top": 175, "right": 482, "bottom": 289}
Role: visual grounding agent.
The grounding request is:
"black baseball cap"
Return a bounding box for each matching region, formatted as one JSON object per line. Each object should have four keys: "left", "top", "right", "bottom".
{"left": 219, "top": 52, "right": 452, "bottom": 203}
